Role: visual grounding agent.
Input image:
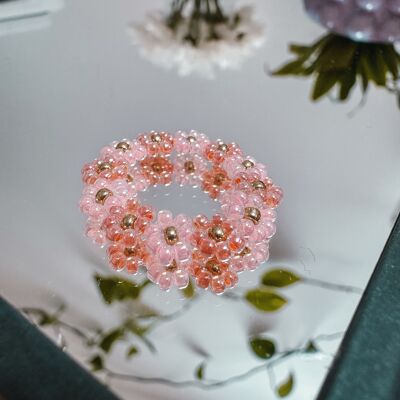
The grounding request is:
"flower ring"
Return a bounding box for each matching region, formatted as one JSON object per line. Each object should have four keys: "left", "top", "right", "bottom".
{"left": 80, "top": 130, "right": 282, "bottom": 294}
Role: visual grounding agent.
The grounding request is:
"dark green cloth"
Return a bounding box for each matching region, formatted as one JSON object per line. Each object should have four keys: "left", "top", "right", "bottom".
{"left": 317, "top": 215, "right": 400, "bottom": 400}
{"left": 0, "top": 297, "right": 120, "bottom": 400}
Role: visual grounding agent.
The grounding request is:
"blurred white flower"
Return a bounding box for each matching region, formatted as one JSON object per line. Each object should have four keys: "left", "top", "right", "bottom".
{"left": 128, "top": 2, "right": 265, "bottom": 78}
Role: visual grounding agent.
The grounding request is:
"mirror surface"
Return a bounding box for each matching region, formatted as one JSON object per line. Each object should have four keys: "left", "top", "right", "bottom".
{"left": 1, "top": 0, "right": 399, "bottom": 399}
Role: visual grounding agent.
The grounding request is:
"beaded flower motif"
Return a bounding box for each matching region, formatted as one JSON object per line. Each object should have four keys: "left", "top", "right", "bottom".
{"left": 138, "top": 131, "right": 174, "bottom": 156}
{"left": 174, "top": 153, "right": 208, "bottom": 187}
{"left": 201, "top": 165, "right": 233, "bottom": 199}
{"left": 139, "top": 155, "right": 174, "bottom": 186}
{"left": 145, "top": 211, "right": 193, "bottom": 290}
{"left": 204, "top": 139, "right": 242, "bottom": 164}
{"left": 174, "top": 130, "right": 210, "bottom": 155}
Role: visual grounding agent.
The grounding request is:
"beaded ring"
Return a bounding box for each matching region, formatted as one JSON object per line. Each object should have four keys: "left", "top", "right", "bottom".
{"left": 80, "top": 131, "right": 282, "bottom": 294}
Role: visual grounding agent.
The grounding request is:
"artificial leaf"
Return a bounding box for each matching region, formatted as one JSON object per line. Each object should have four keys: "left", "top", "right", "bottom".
{"left": 89, "top": 354, "right": 103, "bottom": 371}
{"left": 271, "top": 59, "right": 309, "bottom": 76}
{"left": 315, "top": 37, "right": 357, "bottom": 72}
{"left": 381, "top": 45, "right": 399, "bottom": 80}
{"left": 125, "top": 320, "right": 156, "bottom": 352}
{"left": 374, "top": 47, "right": 389, "bottom": 85}
{"left": 277, "top": 373, "right": 294, "bottom": 398}
{"left": 181, "top": 279, "right": 195, "bottom": 299}
{"left": 305, "top": 340, "right": 318, "bottom": 353}
{"left": 289, "top": 44, "right": 310, "bottom": 56}
{"left": 273, "top": 32, "right": 400, "bottom": 107}
{"left": 125, "top": 320, "right": 149, "bottom": 337}
{"left": 311, "top": 71, "right": 341, "bottom": 101}
{"left": 362, "top": 47, "right": 386, "bottom": 86}
{"left": 126, "top": 346, "right": 139, "bottom": 358}
{"left": 249, "top": 337, "right": 276, "bottom": 359}
{"left": 195, "top": 362, "right": 205, "bottom": 380}
{"left": 289, "top": 33, "right": 332, "bottom": 58}
{"left": 245, "top": 289, "right": 287, "bottom": 312}
{"left": 95, "top": 274, "right": 142, "bottom": 304}
{"left": 339, "top": 66, "right": 357, "bottom": 101}
{"left": 99, "top": 328, "right": 125, "bottom": 353}
{"left": 261, "top": 269, "right": 301, "bottom": 288}
{"left": 357, "top": 60, "right": 369, "bottom": 94}
{"left": 296, "top": 65, "right": 316, "bottom": 76}
{"left": 37, "top": 311, "right": 57, "bottom": 326}
{"left": 139, "top": 279, "right": 151, "bottom": 290}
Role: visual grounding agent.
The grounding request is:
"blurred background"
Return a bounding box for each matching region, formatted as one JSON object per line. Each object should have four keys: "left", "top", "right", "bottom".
{"left": 0, "top": 0, "right": 400, "bottom": 399}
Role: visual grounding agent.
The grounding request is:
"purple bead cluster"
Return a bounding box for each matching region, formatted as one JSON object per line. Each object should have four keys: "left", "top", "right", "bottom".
{"left": 305, "top": 0, "right": 400, "bottom": 43}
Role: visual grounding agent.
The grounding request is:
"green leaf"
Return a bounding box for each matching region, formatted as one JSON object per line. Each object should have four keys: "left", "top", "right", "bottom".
{"left": 126, "top": 346, "right": 139, "bottom": 358}
{"left": 315, "top": 37, "right": 358, "bottom": 72}
{"left": 139, "top": 279, "right": 152, "bottom": 290}
{"left": 311, "top": 71, "right": 341, "bottom": 101}
{"left": 95, "top": 274, "right": 142, "bottom": 304}
{"left": 89, "top": 354, "right": 103, "bottom": 371}
{"left": 374, "top": 47, "right": 389, "bottom": 86}
{"left": 289, "top": 33, "right": 333, "bottom": 58}
{"left": 125, "top": 320, "right": 156, "bottom": 353}
{"left": 38, "top": 312, "right": 57, "bottom": 326}
{"left": 357, "top": 59, "right": 369, "bottom": 94}
{"left": 277, "top": 373, "right": 294, "bottom": 398}
{"left": 195, "top": 362, "right": 205, "bottom": 380}
{"left": 339, "top": 67, "right": 357, "bottom": 100}
{"left": 245, "top": 289, "right": 287, "bottom": 312}
{"left": 249, "top": 337, "right": 276, "bottom": 359}
{"left": 289, "top": 44, "right": 310, "bottom": 56}
{"left": 305, "top": 340, "right": 318, "bottom": 353}
{"left": 125, "top": 320, "right": 149, "bottom": 337}
{"left": 381, "top": 45, "right": 400, "bottom": 80}
{"left": 271, "top": 59, "right": 309, "bottom": 76}
{"left": 360, "top": 47, "right": 386, "bottom": 87}
{"left": 181, "top": 278, "right": 195, "bottom": 299}
{"left": 99, "top": 328, "right": 125, "bottom": 353}
{"left": 296, "top": 65, "right": 316, "bottom": 76}
{"left": 261, "top": 269, "right": 301, "bottom": 288}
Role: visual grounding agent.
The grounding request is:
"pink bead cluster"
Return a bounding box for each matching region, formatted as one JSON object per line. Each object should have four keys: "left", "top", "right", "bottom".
{"left": 80, "top": 131, "right": 282, "bottom": 294}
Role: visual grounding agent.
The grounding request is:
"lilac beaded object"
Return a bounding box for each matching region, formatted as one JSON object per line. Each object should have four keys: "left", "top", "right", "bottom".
{"left": 80, "top": 131, "right": 282, "bottom": 294}
{"left": 305, "top": 0, "right": 400, "bottom": 43}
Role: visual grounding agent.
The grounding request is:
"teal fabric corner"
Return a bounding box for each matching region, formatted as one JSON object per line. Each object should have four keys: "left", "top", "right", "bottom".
{"left": 0, "top": 297, "right": 121, "bottom": 400}
{"left": 317, "top": 215, "right": 400, "bottom": 400}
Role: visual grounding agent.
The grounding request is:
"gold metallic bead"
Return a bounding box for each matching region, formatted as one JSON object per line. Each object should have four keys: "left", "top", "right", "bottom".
{"left": 150, "top": 133, "right": 162, "bottom": 143}
{"left": 121, "top": 214, "right": 137, "bottom": 230}
{"left": 95, "top": 188, "right": 113, "bottom": 204}
{"left": 126, "top": 174, "right": 134, "bottom": 183}
{"left": 244, "top": 207, "right": 261, "bottom": 224}
{"left": 205, "top": 259, "right": 222, "bottom": 275}
{"left": 164, "top": 226, "right": 179, "bottom": 245}
{"left": 97, "top": 161, "right": 112, "bottom": 172}
{"left": 208, "top": 225, "right": 227, "bottom": 242}
{"left": 115, "top": 141, "right": 130, "bottom": 151}
{"left": 252, "top": 180, "right": 266, "bottom": 190}
{"left": 186, "top": 135, "right": 196, "bottom": 143}
{"left": 238, "top": 246, "right": 251, "bottom": 257}
{"left": 165, "top": 259, "right": 178, "bottom": 272}
{"left": 242, "top": 159, "right": 254, "bottom": 169}
{"left": 218, "top": 143, "right": 228, "bottom": 152}
{"left": 213, "top": 173, "right": 226, "bottom": 186}
{"left": 151, "top": 162, "right": 162, "bottom": 173}
{"left": 184, "top": 160, "right": 196, "bottom": 173}
{"left": 124, "top": 246, "right": 137, "bottom": 257}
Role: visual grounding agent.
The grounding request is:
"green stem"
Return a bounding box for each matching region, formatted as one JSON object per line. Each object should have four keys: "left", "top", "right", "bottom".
{"left": 301, "top": 277, "right": 363, "bottom": 295}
